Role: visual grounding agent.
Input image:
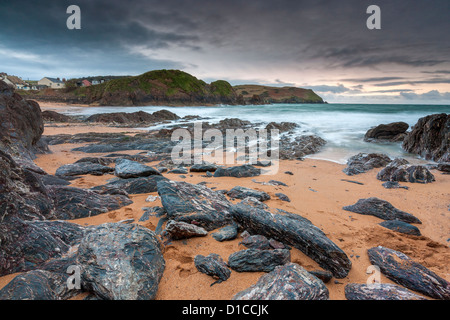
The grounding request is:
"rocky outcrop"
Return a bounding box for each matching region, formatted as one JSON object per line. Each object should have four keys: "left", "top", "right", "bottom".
{"left": 376, "top": 158, "right": 435, "bottom": 184}
{"left": 345, "top": 283, "right": 427, "bottom": 300}
{"left": 157, "top": 180, "right": 233, "bottom": 230}
{"left": 76, "top": 223, "right": 165, "bottom": 300}
{"left": 226, "top": 186, "right": 270, "bottom": 201}
{"left": 279, "top": 135, "right": 326, "bottom": 160}
{"left": 364, "top": 122, "right": 409, "bottom": 142}
{"left": 343, "top": 153, "right": 391, "bottom": 176}
{"left": 213, "top": 165, "right": 261, "bottom": 178}
{"left": 91, "top": 175, "right": 168, "bottom": 195}
{"left": 0, "top": 80, "right": 47, "bottom": 159}
{"left": 231, "top": 204, "right": 351, "bottom": 278}
{"left": 55, "top": 162, "right": 114, "bottom": 177}
{"left": 233, "top": 263, "right": 329, "bottom": 300}
{"left": 85, "top": 110, "right": 179, "bottom": 125}
{"left": 368, "top": 246, "right": 450, "bottom": 300}
{"left": 41, "top": 110, "right": 75, "bottom": 123}
{"left": 343, "top": 198, "right": 421, "bottom": 224}
{"left": 402, "top": 113, "right": 449, "bottom": 163}
{"left": 114, "top": 158, "right": 161, "bottom": 178}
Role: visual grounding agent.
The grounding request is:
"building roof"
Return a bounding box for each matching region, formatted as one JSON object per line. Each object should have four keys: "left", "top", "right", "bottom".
{"left": 43, "top": 77, "right": 63, "bottom": 83}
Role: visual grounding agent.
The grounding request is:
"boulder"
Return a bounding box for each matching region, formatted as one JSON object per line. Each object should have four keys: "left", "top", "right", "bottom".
{"left": 377, "top": 159, "right": 435, "bottom": 184}
{"left": 163, "top": 220, "right": 208, "bottom": 240}
{"left": 226, "top": 186, "right": 270, "bottom": 202}
{"left": 368, "top": 246, "right": 450, "bottom": 300}
{"left": 343, "top": 197, "right": 421, "bottom": 224}
{"left": 309, "top": 270, "right": 333, "bottom": 283}
{"left": 345, "top": 283, "right": 427, "bottom": 300}
{"left": 279, "top": 135, "right": 326, "bottom": 160}
{"left": 55, "top": 162, "right": 114, "bottom": 177}
{"left": 76, "top": 223, "right": 165, "bottom": 300}
{"left": 157, "top": 180, "right": 233, "bottom": 231}
{"left": 402, "top": 113, "right": 449, "bottom": 163}
{"left": 233, "top": 263, "right": 329, "bottom": 300}
{"left": 364, "top": 122, "right": 409, "bottom": 142}
{"left": 194, "top": 254, "right": 231, "bottom": 285}
{"left": 214, "top": 165, "right": 261, "bottom": 178}
{"left": 343, "top": 153, "right": 391, "bottom": 176}
{"left": 231, "top": 204, "right": 351, "bottom": 278}
{"left": 265, "top": 122, "right": 298, "bottom": 133}
{"left": 41, "top": 110, "right": 74, "bottom": 123}
{"left": 275, "top": 192, "right": 290, "bottom": 202}
{"left": 211, "top": 224, "right": 238, "bottom": 242}
{"left": 228, "top": 249, "right": 290, "bottom": 272}
{"left": 190, "top": 163, "right": 218, "bottom": 172}
{"left": 114, "top": 158, "right": 161, "bottom": 178}
{"left": 379, "top": 220, "right": 421, "bottom": 236}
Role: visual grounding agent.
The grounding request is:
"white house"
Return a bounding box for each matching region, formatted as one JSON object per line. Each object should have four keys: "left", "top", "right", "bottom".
{"left": 0, "top": 73, "right": 29, "bottom": 89}
{"left": 38, "top": 77, "right": 65, "bottom": 89}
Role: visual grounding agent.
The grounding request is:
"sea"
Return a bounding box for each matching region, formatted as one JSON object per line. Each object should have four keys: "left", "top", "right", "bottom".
{"left": 59, "top": 103, "right": 450, "bottom": 164}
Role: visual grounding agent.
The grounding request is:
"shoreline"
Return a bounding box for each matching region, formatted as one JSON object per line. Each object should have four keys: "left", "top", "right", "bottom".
{"left": 1, "top": 121, "right": 448, "bottom": 300}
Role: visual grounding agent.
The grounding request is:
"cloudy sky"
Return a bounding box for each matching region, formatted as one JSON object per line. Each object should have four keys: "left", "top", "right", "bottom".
{"left": 1, "top": 0, "right": 449, "bottom": 104}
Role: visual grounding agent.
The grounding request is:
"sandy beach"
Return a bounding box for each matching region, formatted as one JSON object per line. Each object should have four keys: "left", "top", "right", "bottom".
{"left": 1, "top": 121, "right": 448, "bottom": 300}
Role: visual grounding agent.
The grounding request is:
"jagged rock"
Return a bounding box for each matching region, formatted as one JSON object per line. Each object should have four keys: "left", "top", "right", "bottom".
{"left": 231, "top": 204, "right": 351, "bottom": 278}
{"left": 379, "top": 220, "right": 421, "bottom": 236}
{"left": 163, "top": 220, "right": 208, "bottom": 240}
{"left": 85, "top": 110, "right": 179, "bottom": 125}
{"left": 240, "top": 233, "right": 272, "bottom": 250}
{"left": 0, "top": 80, "right": 47, "bottom": 159}
{"left": 48, "top": 186, "right": 133, "bottom": 220}
{"left": 265, "top": 122, "right": 298, "bottom": 133}
{"left": 0, "top": 219, "right": 85, "bottom": 276}
{"left": 364, "top": 122, "right": 409, "bottom": 142}
{"left": 157, "top": 180, "right": 233, "bottom": 231}
{"left": 39, "top": 174, "right": 71, "bottom": 186}
{"left": 114, "top": 158, "right": 161, "bottom": 178}
{"left": 377, "top": 159, "right": 435, "bottom": 184}
{"left": 228, "top": 249, "right": 290, "bottom": 272}
{"left": 275, "top": 193, "right": 290, "bottom": 202}
{"left": 55, "top": 162, "right": 114, "bottom": 177}
{"left": 41, "top": 110, "right": 74, "bottom": 123}
{"left": 212, "top": 224, "right": 238, "bottom": 242}
{"left": 345, "top": 283, "right": 427, "bottom": 300}
{"left": 91, "top": 175, "right": 168, "bottom": 195}
{"left": 76, "top": 223, "right": 165, "bottom": 300}
{"left": 218, "top": 118, "right": 251, "bottom": 128}
{"left": 343, "top": 153, "right": 391, "bottom": 176}
{"left": 343, "top": 197, "right": 421, "bottom": 224}
{"left": 279, "top": 135, "right": 326, "bottom": 160}
{"left": 402, "top": 113, "right": 449, "bottom": 163}
{"left": 74, "top": 157, "right": 116, "bottom": 166}
{"left": 233, "top": 263, "right": 329, "bottom": 300}
{"left": 194, "top": 254, "right": 231, "bottom": 285}
{"left": 167, "top": 167, "right": 188, "bottom": 174}
{"left": 214, "top": 165, "right": 261, "bottom": 178}
{"left": 226, "top": 186, "right": 270, "bottom": 202}
{"left": 0, "top": 270, "right": 74, "bottom": 300}
{"left": 368, "top": 246, "right": 450, "bottom": 300}
{"left": 309, "top": 270, "right": 333, "bottom": 283}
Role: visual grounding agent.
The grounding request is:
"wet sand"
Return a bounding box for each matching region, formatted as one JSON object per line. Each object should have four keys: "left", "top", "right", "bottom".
{"left": 1, "top": 123, "right": 449, "bottom": 300}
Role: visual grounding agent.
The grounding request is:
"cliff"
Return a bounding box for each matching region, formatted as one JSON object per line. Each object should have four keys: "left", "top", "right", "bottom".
{"left": 234, "top": 84, "right": 324, "bottom": 104}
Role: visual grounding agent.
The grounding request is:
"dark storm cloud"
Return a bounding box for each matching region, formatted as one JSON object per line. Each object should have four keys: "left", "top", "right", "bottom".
{"left": 1, "top": 0, "right": 449, "bottom": 94}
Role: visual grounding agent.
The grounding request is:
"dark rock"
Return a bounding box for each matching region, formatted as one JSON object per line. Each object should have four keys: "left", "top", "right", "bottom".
{"left": 436, "top": 163, "right": 450, "bottom": 173}
{"left": 341, "top": 179, "right": 364, "bottom": 185}
{"left": 190, "top": 163, "right": 218, "bottom": 172}
{"left": 240, "top": 234, "right": 272, "bottom": 250}
{"left": 402, "top": 113, "right": 449, "bottom": 163}
{"left": 227, "top": 186, "right": 270, "bottom": 201}
{"left": 168, "top": 167, "right": 188, "bottom": 174}
{"left": 231, "top": 204, "right": 351, "bottom": 278}
{"left": 91, "top": 175, "right": 168, "bottom": 195}
{"left": 157, "top": 180, "right": 233, "bottom": 231}
{"left": 0, "top": 81, "right": 46, "bottom": 159}
{"left": 214, "top": 165, "right": 261, "bottom": 178}
{"left": 218, "top": 118, "right": 251, "bottom": 128}
{"left": 115, "top": 158, "right": 161, "bottom": 178}
{"left": 309, "top": 270, "right": 333, "bottom": 283}
{"left": 85, "top": 110, "right": 179, "bottom": 125}
{"left": 265, "top": 122, "right": 298, "bottom": 133}
{"left": 379, "top": 220, "right": 421, "bottom": 236}
{"left": 377, "top": 159, "right": 435, "bottom": 184}
{"left": 268, "top": 180, "right": 288, "bottom": 186}
{"left": 55, "top": 162, "right": 114, "bottom": 177}
{"left": 345, "top": 283, "right": 427, "bottom": 300}
{"left": 233, "top": 263, "right": 329, "bottom": 300}
{"left": 76, "top": 223, "right": 165, "bottom": 300}
{"left": 48, "top": 186, "right": 133, "bottom": 220}
{"left": 163, "top": 220, "right": 208, "bottom": 240}
{"left": 239, "top": 197, "right": 268, "bottom": 210}
{"left": 364, "top": 122, "right": 409, "bottom": 142}
{"left": 275, "top": 192, "right": 290, "bottom": 202}
{"left": 284, "top": 171, "right": 294, "bottom": 175}
{"left": 343, "top": 153, "right": 391, "bottom": 176}
{"left": 381, "top": 181, "right": 409, "bottom": 190}
{"left": 194, "top": 254, "right": 231, "bottom": 285}
{"left": 279, "top": 135, "right": 326, "bottom": 160}
{"left": 228, "top": 249, "right": 290, "bottom": 272}
{"left": 212, "top": 224, "right": 238, "bottom": 242}
{"left": 368, "top": 246, "right": 450, "bottom": 300}
{"left": 74, "top": 157, "right": 116, "bottom": 166}
{"left": 40, "top": 174, "right": 71, "bottom": 186}
{"left": 0, "top": 270, "right": 74, "bottom": 300}
{"left": 343, "top": 197, "right": 421, "bottom": 224}
{"left": 41, "top": 110, "right": 74, "bottom": 123}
